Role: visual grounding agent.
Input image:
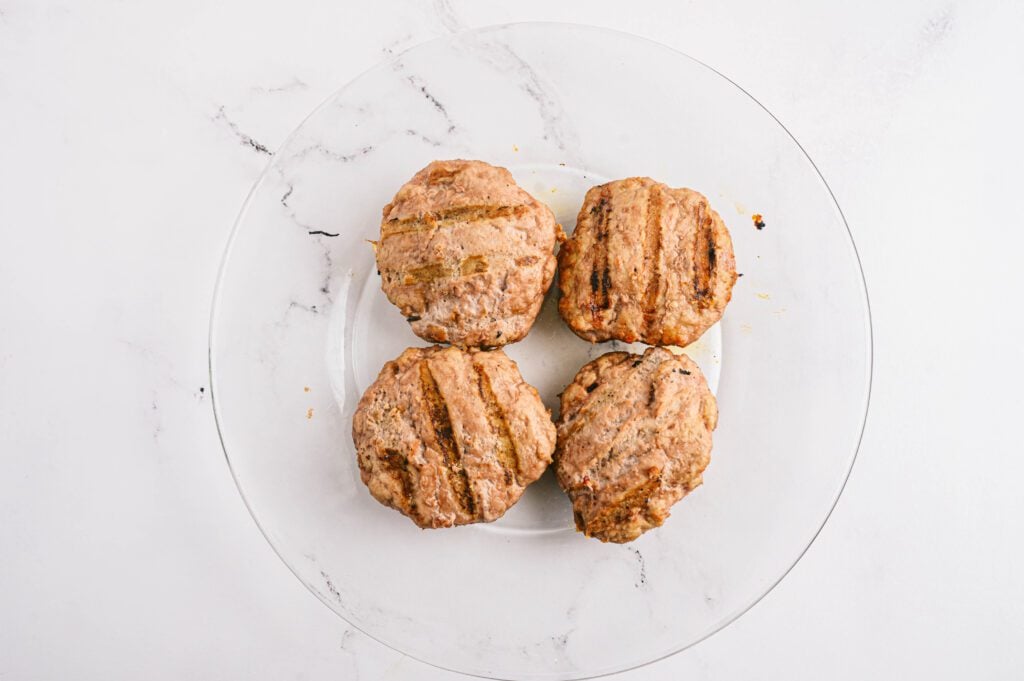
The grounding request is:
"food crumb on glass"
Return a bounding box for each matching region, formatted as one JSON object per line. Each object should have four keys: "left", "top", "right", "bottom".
{"left": 306, "top": 408, "right": 314, "bottom": 419}
{"left": 752, "top": 213, "right": 766, "bottom": 230}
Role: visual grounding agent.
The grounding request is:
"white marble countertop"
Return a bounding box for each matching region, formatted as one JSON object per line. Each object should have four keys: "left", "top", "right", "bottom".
{"left": 2, "top": 1, "right": 1022, "bottom": 679}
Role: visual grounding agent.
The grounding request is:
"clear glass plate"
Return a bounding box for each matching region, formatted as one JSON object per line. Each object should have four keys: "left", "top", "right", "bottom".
{"left": 210, "top": 23, "right": 871, "bottom": 681}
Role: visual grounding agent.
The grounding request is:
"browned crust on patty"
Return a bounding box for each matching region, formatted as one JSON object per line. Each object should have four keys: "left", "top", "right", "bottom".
{"left": 352, "top": 345, "right": 556, "bottom": 528}
{"left": 554, "top": 347, "right": 718, "bottom": 543}
{"left": 558, "top": 178, "right": 737, "bottom": 347}
{"left": 376, "top": 160, "right": 565, "bottom": 348}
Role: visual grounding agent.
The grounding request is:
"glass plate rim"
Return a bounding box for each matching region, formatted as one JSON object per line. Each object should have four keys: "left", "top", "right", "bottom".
{"left": 208, "top": 20, "right": 875, "bottom": 681}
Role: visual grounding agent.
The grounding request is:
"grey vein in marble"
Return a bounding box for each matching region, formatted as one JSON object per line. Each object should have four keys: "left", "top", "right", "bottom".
{"left": 279, "top": 182, "right": 339, "bottom": 238}
{"left": 250, "top": 77, "right": 308, "bottom": 95}
{"left": 463, "top": 36, "right": 582, "bottom": 161}
{"left": 317, "top": 245, "right": 334, "bottom": 299}
{"left": 381, "top": 32, "right": 414, "bottom": 56}
{"left": 149, "top": 395, "right": 163, "bottom": 442}
{"left": 550, "top": 630, "right": 572, "bottom": 655}
{"left": 405, "top": 128, "right": 443, "bottom": 147}
{"left": 119, "top": 339, "right": 198, "bottom": 398}
{"left": 921, "top": 5, "right": 954, "bottom": 45}
{"left": 277, "top": 183, "right": 314, "bottom": 232}
{"left": 212, "top": 105, "right": 271, "bottom": 155}
{"left": 321, "top": 570, "right": 344, "bottom": 603}
{"left": 338, "top": 629, "right": 356, "bottom": 652}
{"left": 288, "top": 301, "right": 320, "bottom": 315}
{"left": 404, "top": 73, "right": 456, "bottom": 133}
{"left": 632, "top": 548, "right": 648, "bottom": 589}
{"left": 432, "top": 0, "right": 466, "bottom": 33}
{"left": 290, "top": 142, "right": 376, "bottom": 164}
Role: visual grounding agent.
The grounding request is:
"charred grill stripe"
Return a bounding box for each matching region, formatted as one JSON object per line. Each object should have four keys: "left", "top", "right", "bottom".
{"left": 473, "top": 362, "right": 520, "bottom": 486}
{"left": 459, "top": 255, "right": 488, "bottom": 277}
{"left": 558, "top": 353, "right": 634, "bottom": 424}
{"left": 691, "top": 202, "right": 717, "bottom": 309}
{"left": 381, "top": 204, "right": 527, "bottom": 238}
{"left": 379, "top": 448, "right": 415, "bottom": 510}
{"left": 590, "top": 187, "right": 613, "bottom": 311}
{"left": 418, "top": 362, "right": 476, "bottom": 517}
{"left": 583, "top": 370, "right": 662, "bottom": 481}
{"left": 584, "top": 421, "right": 640, "bottom": 480}
{"left": 560, "top": 354, "right": 662, "bottom": 441}
{"left": 642, "top": 187, "right": 663, "bottom": 335}
{"left": 400, "top": 255, "right": 490, "bottom": 285}
{"left": 581, "top": 475, "right": 662, "bottom": 538}
{"left": 403, "top": 262, "right": 449, "bottom": 284}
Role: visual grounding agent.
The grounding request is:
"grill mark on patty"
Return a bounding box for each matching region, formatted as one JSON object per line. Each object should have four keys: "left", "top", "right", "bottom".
{"left": 691, "top": 202, "right": 717, "bottom": 309}
{"left": 378, "top": 447, "right": 415, "bottom": 511}
{"left": 559, "top": 352, "right": 662, "bottom": 442}
{"left": 580, "top": 475, "right": 662, "bottom": 539}
{"left": 558, "top": 353, "right": 634, "bottom": 425}
{"left": 402, "top": 262, "right": 448, "bottom": 284}
{"left": 418, "top": 362, "right": 476, "bottom": 517}
{"left": 642, "top": 187, "right": 664, "bottom": 335}
{"left": 583, "top": 371, "right": 661, "bottom": 483}
{"left": 401, "top": 255, "right": 490, "bottom": 285}
{"left": 459, "top": 255, "right": 488, "bottom": 277}
{"left": 584, "top": 419, "right": 643, "bottom": 483}
{"left": 473, "top": 362, "right": 520, "bottom": 486}
{"left": 589, "top": 187, "right": 613, "bottom": 312}
{"left": 381, "top": 204, "right": 528, "bottom": 238}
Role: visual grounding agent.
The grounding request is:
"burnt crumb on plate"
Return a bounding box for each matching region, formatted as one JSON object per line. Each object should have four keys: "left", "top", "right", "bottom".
{"left": 308, "top": 229, "right": 340, "bottom": 237}
{"left": 752, "top": 213, "right": 766, "bottom": 230}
